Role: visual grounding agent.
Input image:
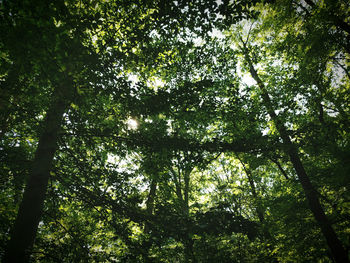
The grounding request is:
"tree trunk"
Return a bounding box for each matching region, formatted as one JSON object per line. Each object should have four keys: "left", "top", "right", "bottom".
{"left": 3, "top": 86, "right": 71, "bottom": 263}
{"left": 242, "top": 46, "right": 349, "bottom": 263}
{"left": 270, "top": 158, "right": 289, "bottom": 180}
{"left": 144, "top": 179, "right": 157, "bottom": 233}
{"left": 141, "top": 179, "right": 157, "bottom": 263}
{"left": 238, "top": 157, "right": 265, "bottom": 223}
{"left": 237, "top": 156, "right": 279, "bottom": 262}
{"left": 183, "top": 168, "right": 198, "bottom": 263}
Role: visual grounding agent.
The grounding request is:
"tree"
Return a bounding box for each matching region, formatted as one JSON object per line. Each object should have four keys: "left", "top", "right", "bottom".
{"left": 240, "top": 38, "right": 348, "bottom": 262}
{"left": 223, "top": 2, "right": 350, "bottom": 258}
{"left": 1, "top": 0, "right": 349, "bottom": 262}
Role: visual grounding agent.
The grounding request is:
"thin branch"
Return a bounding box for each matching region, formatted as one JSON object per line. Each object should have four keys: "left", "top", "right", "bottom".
{"left": 244, "top": 21, "right": 255, "bottom": 46}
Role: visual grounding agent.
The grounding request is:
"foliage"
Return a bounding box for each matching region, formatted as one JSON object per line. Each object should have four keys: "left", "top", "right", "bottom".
{"left": 1, "top": 0, "right": 349, "bottom": 262}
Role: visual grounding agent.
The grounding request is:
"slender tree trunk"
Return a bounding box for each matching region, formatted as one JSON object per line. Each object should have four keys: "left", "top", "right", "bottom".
{"left": 3, "top": 86, "right": 71, "bottom": 263}
{"left": 172, "top": 164, "right": 196, "bottom": 263}
{"left": 183, "top": 170, "right": 195, "bottom": 263}
{"left": 183, "top": 168, "right": 197, "bottom": 263}
{"left": 144, "top": 179, "right": 157, "bottom": 233}
{"left": 270, "top": 158, "right": 289, "bottom": 180}
{"left": 141, "top": 179, "right": 157, "bottom": 263}
{"left": 237, "top": 156, "right": 279, "bottom": 262}
{"left": 242, "top": 46, "right": 349, "bottom": 263}
{"left": 237, "top": 157, "right": 265, "bottom": 223}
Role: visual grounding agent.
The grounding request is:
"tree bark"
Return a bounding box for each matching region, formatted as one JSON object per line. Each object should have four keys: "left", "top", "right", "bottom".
{"left": 144, "top": 179, "right": 157, "bottom": 234}
{"left": 237, "top": 156, "right": 279, "bottom": 262}
{"left": 182, "top": 169, "right": 195, "bottom": 263}
{"left": 237, "top": 157, "right": 265, "bottom": 223}
{"left": 171, "top": 162, "right": 196, "bottom": 263}
{"left": 270, "top": 158, "right": 289, "bottom": 180}
{"left": 242, "top": 45, "right": 349, "bottom": 263}
{"left": 3, "top": 86, "right": 71, "bottom": 263}
{"left": 141, "top": 179, "right": 158, "bottom": 263}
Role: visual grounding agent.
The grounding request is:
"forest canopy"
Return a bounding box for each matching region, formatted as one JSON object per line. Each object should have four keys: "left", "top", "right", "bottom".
{"left": 0, "top": 0, "right": 349, "bottom": 262}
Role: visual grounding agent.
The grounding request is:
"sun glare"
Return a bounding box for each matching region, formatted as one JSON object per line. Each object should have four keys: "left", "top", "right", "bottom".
{"left": 127, "top": 118, "right": 138, "bottom": 130}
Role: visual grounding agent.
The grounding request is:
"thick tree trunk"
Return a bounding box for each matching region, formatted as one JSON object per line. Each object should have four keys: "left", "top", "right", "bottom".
{"left": 243, "top": 47, "right": 349, "bottom": 263}
{"left": 3, "top": 86, "right": 70, "bottom": 263}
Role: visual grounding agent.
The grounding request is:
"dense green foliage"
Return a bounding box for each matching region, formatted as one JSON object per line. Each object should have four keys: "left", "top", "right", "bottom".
{"left": 1, "top": 0, "right": 349, "bottom": 262}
